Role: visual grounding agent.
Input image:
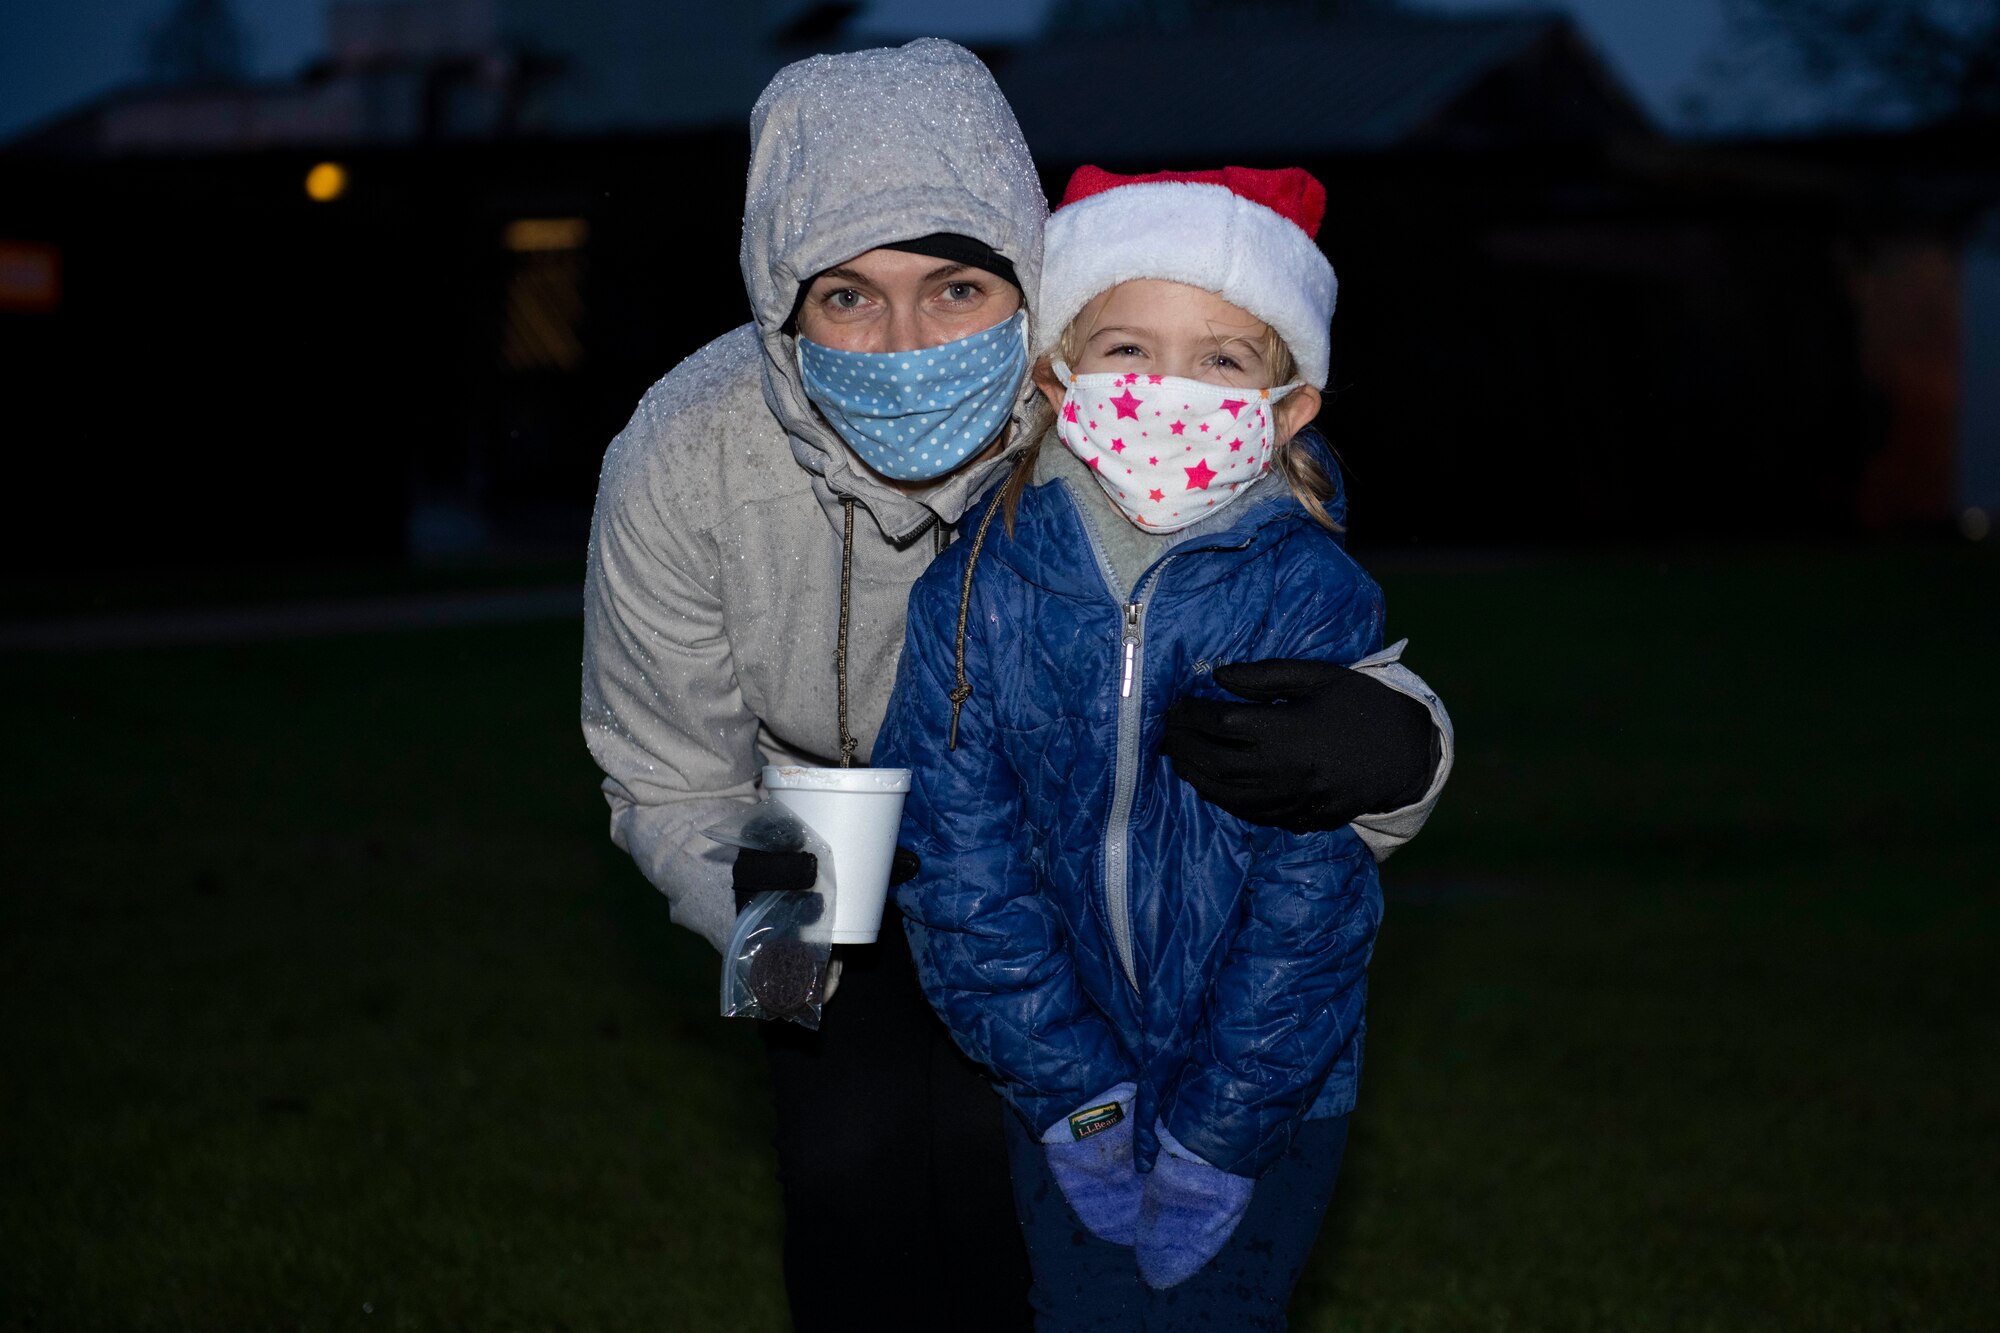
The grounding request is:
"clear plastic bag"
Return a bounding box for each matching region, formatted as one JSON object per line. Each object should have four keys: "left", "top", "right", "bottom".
{"left": 705, "top": 801, "right": 839, "bottom": 1030}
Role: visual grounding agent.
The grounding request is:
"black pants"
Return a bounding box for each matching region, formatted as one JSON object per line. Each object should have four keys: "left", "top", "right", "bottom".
{"left": 760, "top": 903, "right": 1033, "bottom": 1332}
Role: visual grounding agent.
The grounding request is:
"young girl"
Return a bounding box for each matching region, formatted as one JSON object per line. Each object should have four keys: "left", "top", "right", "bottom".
{"left": 874, "top": 165, "right": 1393, "bottom": 1327}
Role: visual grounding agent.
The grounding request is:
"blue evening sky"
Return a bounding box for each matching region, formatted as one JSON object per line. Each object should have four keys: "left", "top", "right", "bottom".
{"left": 0, "top": 0, "right": 1736, "bottom": 143}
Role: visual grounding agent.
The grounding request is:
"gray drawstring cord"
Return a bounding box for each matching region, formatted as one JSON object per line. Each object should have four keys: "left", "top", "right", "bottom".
{"left": 835, "top": 497, "right": 859, "bottom": 768}
{"left": 947, "top": 455, "right": 1030, "bottom": 751}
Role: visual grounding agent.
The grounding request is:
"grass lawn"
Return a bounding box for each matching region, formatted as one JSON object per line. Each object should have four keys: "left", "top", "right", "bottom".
{"left": 2, "top": 545, "right": 1994, "bottom": 1331}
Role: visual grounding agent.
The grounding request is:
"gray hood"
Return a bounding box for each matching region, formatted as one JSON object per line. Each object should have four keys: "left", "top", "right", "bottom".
{"left": 740, "top": 38, "right": 1049, "bottom": 542}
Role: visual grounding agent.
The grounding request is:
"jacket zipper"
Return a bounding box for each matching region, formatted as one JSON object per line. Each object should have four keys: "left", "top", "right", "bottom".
{"left": 1120, "top": 603, "right": 1139, "bottom": 698}
{"left": 1053, "top": 476, "right": 1279, "bottom": 1001}
{"left": 1047, "top": 485, "right": 1145, "bottom": 992}
{"left": 1103, "top": 564, "right": 1167, "bottom": 996}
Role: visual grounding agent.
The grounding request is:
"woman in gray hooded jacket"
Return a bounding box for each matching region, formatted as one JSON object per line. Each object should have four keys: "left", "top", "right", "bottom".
{"left": 581, "top": 39, "right": 1452, "bottom": 1330}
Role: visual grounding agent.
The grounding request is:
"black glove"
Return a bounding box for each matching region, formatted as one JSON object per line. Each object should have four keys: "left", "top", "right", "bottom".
{"left": 1160, "top": 659, "right": 1438, "bottom": 834}
{"left": 732, "top": 847, "right": 818, "bottom": 913}
{"left": 735, "top": 847, "right": 919, "bottom": 913}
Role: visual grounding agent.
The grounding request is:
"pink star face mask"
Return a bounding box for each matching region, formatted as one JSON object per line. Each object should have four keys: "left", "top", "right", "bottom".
{"left": 1051, "top": 361, "right": 1302, "bottom": 533}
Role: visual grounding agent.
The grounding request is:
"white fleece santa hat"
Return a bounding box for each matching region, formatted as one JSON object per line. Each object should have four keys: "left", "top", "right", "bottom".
{"left": 1037, "top": 164, "right": 1338, "bottom": 388}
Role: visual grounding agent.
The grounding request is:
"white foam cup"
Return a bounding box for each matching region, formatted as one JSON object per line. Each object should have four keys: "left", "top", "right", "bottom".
{"left": 760, "top": 765, "right": 912, "bottom": 944}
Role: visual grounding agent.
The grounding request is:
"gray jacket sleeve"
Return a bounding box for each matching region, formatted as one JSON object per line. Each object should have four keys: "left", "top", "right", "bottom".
{"left": 1348, "top": 639, "right": 1455, "bottom": 862}
{"left": 581, "top": 429, "right": 759, "bottom": 955}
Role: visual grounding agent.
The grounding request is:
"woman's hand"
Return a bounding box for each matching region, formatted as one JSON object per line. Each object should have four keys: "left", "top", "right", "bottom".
{"left": 1161, "top": 659, "right": 1438, "bottom": 832}
{"left": 730, "top": 847, "right": 819, "bottom": 912}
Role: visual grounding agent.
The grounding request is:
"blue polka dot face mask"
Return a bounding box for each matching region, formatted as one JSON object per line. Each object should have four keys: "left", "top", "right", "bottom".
{"left": 796, "top": 310, "right": 1029, "bottom": 483}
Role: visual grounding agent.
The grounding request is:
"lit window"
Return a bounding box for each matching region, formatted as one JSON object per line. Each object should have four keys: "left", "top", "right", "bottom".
{"left": 501, "top": 218, "right": 589, "bottom": 372}
{"left": 305, "top": 162, "right": 347, "bottom": 202}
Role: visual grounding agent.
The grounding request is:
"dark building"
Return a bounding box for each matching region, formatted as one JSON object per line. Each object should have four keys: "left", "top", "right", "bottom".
{"left": 2, "top": 0, "right": 1994, "bottom": 575}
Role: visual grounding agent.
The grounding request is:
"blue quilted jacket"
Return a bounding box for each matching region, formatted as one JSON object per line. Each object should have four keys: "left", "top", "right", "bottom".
{"left": 874, "top": 455, "right": 1386, "bottom": 1179}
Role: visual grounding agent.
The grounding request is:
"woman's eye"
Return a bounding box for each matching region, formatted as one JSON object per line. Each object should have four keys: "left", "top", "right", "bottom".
{"left": 825, "top": 289, "right": 865, "bottom": 311}
{"left": 941, "top": 282, "right": 981, "bottom": 303}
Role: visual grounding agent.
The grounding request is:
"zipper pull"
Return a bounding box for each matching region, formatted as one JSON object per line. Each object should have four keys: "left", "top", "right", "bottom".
{"left": 1120, "top": 601, "right": 1141, "bottom": 698}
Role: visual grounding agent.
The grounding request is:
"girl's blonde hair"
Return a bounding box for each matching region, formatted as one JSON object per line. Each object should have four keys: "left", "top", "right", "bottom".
{"left": 1015, "top": 308, "right": 1342, "bottom": 534}
{"left": 997, "top": 392, "right": 1051, "bottom": 535}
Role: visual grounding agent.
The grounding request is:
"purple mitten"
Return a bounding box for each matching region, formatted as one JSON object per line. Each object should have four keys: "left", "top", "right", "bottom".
{"left": 1041, "top": 1083, "right": 1141, "bottom": 1246}
{"left": 1135, "top": 1122, "right": 1255, "bottom": 1289}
